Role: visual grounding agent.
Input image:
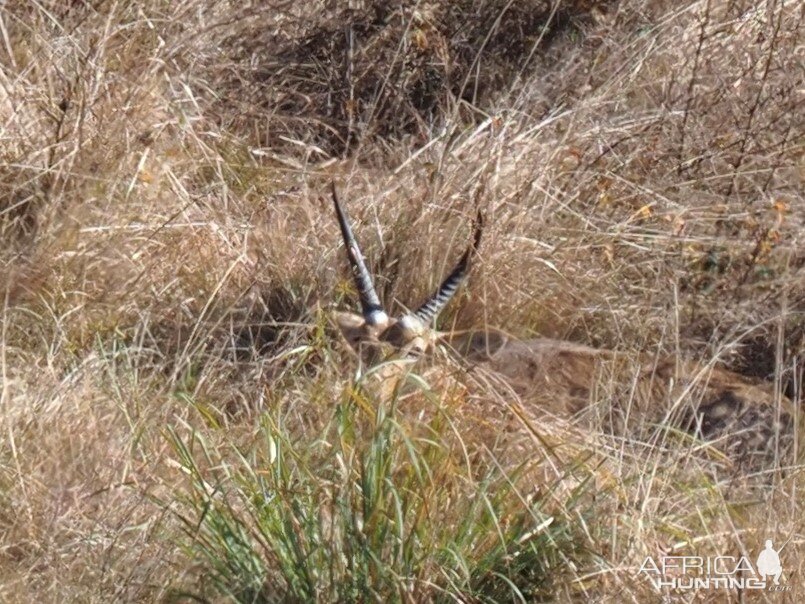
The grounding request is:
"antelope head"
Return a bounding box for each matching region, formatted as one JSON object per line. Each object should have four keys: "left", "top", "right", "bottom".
{"left": 330, "top": 183, "right": 483, "bottom": 361}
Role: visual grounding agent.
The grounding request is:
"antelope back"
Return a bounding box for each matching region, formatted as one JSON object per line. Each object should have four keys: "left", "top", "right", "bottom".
{"left": 327, "top": 184, "right": 798, "bottom": 471}
{"left": 443, "top": 334, "right": 798, "bottom": 471}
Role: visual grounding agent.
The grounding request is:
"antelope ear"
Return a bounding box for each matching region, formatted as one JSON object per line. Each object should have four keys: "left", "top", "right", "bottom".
{"left": 332, "top": 311, "right": 370, "bottom": 348}
{"left": 406, "top": 336, "right": 430, "bottom": 355}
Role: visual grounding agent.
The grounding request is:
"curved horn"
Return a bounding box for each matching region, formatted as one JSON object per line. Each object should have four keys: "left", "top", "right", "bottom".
{"left": 412, "top": 209, "right": 483, "bottom": 325}
{"left": 331, "top": 183, "right": 388, "bottom": 326}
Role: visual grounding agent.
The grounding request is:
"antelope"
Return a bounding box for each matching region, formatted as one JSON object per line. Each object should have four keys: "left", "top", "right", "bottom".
{"left": 329, "top": 185, "right": 798, "bottom": 472}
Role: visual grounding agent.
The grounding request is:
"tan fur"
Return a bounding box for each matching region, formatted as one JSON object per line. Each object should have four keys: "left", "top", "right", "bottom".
{"left": 333, "top": 312, "right": 799, "bottom": 471}
{"left": 327, "top": 187, "right": 796, "bottom": 472}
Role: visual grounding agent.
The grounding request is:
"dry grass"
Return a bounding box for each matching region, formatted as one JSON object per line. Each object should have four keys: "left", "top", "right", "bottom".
{"left": 1, "top": 0, "right": 803, "bottom": 601}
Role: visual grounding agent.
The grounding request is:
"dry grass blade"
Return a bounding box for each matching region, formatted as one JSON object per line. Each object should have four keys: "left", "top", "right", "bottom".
{"left": 0, "top": 0, "right": 802, "bottom": 601}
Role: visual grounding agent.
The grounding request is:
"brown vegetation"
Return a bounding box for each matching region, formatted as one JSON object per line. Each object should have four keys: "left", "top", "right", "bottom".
{"left": 1, "top": 0, "right": 802, "bottom": 601}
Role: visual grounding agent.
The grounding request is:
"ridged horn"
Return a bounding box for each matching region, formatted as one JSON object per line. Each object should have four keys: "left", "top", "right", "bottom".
{"left": 412, "top": 209, "right": 483, "bottom": 325}
{"left": 331, "top": 183, "right": 388, "bottom": 327}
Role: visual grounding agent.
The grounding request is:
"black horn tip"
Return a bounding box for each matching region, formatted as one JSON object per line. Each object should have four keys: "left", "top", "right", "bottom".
{"left": 331, "top": 182, "right": 343, "bottom": 214}
{"left": 472, "top": 208, "right": 484, "bottom": 250}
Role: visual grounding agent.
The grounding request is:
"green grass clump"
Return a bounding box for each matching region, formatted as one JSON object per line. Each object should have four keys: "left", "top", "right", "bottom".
{"left": 167, "top": 376, "right": 595, "bottom": 602}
